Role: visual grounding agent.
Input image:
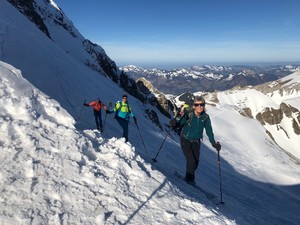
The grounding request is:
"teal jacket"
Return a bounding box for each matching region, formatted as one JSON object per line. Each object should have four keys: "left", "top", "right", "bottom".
{"left": 177, "top": 111, "right": 215, "bottom": 144}
{"left": 109, "top": 101, "right": 134, "bottom": 120}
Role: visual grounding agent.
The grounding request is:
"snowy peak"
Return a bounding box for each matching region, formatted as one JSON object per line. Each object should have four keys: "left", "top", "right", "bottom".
{"left": 2, "top": 0, "right": 174, "bottom": 124}
{"left": 1, "top": 0, "right": 122, "bottom": 123}
{"left": 6, "top": 0, "right": 117, "bottom": 81}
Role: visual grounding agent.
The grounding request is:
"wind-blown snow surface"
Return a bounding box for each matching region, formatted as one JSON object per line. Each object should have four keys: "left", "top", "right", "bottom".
{"left": 0, "top": 61, "right": 231, "bottom": 224}
{"left": 1, "top": 62, "right": 300, "bottom": 225}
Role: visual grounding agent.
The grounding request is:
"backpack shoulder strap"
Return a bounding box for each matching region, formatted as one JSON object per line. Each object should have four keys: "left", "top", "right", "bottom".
{"left": 183, "top": 110, "right": 208, "bottom": 126}
{"left": 177, "top": 110, "right": 193, "bottom": 129}
{"left": 186, "top": 110, "right": 194, "bottom": 125}
{"left": 126, "top": 102, "right": 131, "bottom": 114}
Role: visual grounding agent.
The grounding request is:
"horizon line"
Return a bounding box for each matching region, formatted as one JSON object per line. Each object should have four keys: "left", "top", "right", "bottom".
{"left": 117, "top": 61, "right": 300, "bottom": 70}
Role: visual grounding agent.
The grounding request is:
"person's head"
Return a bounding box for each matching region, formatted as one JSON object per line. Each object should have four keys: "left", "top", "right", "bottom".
{"left": 97, "top": 98, "right": 101, "bottom": 102}
{"left": 122, "top": 94, "right": 128, "bottom": 102}
{"left": 193, "top": 96, "right": 206, "bottom": 114}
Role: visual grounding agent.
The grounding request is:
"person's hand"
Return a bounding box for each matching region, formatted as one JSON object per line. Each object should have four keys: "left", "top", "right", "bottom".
{"left": 133, "top": 116, "right": 137, "bottom": 124}
{"left": 212, "top": 142, "right": 221, "bottom": 151}
{"left": 83, "top": 103, "right": 89, "bottom": 106}
{"left": 170, "top": 118, "right": 177, "bottom": 128}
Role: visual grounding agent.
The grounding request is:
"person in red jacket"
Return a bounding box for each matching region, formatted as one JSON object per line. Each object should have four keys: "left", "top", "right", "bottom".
{"left": 84, "top": 98, "right": 107, "bottom": 131}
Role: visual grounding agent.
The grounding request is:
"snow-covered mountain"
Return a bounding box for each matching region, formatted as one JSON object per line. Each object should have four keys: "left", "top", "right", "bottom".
{"left": 1, "top": 0, "right": 119, "bottom": 124}
{"left": 121, "top": 64, "right": 300, "bottom": 95}
{"left": 6, "top": 0, "right": 117, "bottom": 81}
{"left": 195, "top": 70, "right": 300, "bottom": 161}
{"left": 2, "top": 0, "right": 174, "bottom": 121}
{"left": 1, "top": 0, "right": 300, "bottom": 224}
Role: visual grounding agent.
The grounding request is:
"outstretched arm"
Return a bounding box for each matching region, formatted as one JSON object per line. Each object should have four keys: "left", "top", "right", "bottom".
{"left": 205, "top": 116, "right": 221, "bottom": 151}
{"left": 102, "top": 103, "right": 107, "bottom": 111}
{"left": 106, "top": 101, "right": 119, "bottom": 114}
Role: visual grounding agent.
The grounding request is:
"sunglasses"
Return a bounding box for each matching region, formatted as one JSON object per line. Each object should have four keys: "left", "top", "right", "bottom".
{"left": 194, "top": 103, "right": 205, "bottom": 107}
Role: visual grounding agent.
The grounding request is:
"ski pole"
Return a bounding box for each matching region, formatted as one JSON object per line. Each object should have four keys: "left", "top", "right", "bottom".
{"left": 135, "top": 122, "right": 148, "bottom": 156}
{"left": 151, "top": 128, "right": 173, "bottom": 163}
{"left": 152, "top": 114, "right": 181, "bottom": 163}
{"left": 217, "top": 150, "right": 225, "bottom": 204}
{"left": 77, "top": 99, "right": 87, "bottom": 122}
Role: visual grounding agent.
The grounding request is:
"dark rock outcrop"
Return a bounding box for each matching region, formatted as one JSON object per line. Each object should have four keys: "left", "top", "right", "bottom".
{"left": 256, "top": 103, "right": 300, "bottom": 136}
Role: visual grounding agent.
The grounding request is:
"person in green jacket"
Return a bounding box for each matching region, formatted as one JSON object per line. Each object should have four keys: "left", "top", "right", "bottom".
{"left": 170, "top": 96, "right": 221, "bottom": 184}
{"left": 106, "top": 94, "right": 137, "bottom": 142}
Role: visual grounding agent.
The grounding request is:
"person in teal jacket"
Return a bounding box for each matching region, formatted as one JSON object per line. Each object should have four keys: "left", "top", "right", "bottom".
{"left": 106, "top": 94, "right": 137, "bottom": 142}
{"left": 170, "top": 96, "right": 221, "bottom": 184}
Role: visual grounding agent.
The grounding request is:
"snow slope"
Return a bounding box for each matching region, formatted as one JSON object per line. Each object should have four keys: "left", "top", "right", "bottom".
{"left": 1, "top": 61, "right": 300, "bottom": 225}
{"left": 0, "top": 0, "right": 115, "bottom": 126}
{"left": 0, "top": 61, "right": 233, "bottom": 224}
{"left": 217, "top": 71, "right": 300, "bottom": 159}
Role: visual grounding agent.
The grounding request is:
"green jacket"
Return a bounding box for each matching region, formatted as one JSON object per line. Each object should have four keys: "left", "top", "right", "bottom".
{"left": 177, "top": 111, "right": 215, "bottom": 144}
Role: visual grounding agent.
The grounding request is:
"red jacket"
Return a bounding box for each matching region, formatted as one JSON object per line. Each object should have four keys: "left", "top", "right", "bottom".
{"left": 88, "top": 101, "right": 107, "bottom": 112}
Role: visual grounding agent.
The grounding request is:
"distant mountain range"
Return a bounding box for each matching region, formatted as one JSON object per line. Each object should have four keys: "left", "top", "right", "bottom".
{"left": 121, "top": 64, "right": 300, "bottom": 95}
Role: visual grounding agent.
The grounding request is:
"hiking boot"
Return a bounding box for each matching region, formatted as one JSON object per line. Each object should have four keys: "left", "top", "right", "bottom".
{"left": 186, "top": 180, "right": 196, "bottom": 186}
{"left": 185, "top": 173, "right": 195, "bottom": 186}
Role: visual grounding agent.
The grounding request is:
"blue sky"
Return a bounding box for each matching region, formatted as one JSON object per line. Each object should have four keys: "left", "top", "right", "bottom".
{"left": 54, "top": 0, "right": 300, "bottom": 67}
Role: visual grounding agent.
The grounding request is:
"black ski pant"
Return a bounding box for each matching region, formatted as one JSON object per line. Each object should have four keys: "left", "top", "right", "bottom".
{"left": 180, "top": 136, "right": 201, "bottom": 181}
{"left": 94, "top": 110, "right": 103, "bottom": 130}
{"left": 115, "top": 117, "right": 129, "bottom": 142}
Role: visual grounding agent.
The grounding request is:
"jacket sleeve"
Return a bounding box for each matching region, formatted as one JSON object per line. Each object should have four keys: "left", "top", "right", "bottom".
{"left": 106, "top": 102, "right": 118, "bottom": 114}
{"left": 102, "top": 103, "right": 107, "bottom": 111}
{"left": 176, "top": 113, "right": 187, "bottom": 127}
{"left": 204, "top": 115, "right": 216, "bottom": 144}
{"left": 89, "top": 101, "right": 96, "bottom": 107}
{"left": 108, "top": 101, "right": 120, "bottom": 113}
{"left": 114, "top": 102, "right": 120, "bottom": 112}
{"left": 128, "top": 105, "right": 134, "bottom": 117}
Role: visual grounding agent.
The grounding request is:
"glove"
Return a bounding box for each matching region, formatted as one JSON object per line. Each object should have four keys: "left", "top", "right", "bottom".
{"left": 83, "top": 103, "right": 89, "bottom": 106}
{"left": 133, "top": 116, "right": 137, "bottom": 124}
{"left": 212, "top": 142, "right": 221, "bottom": 151}
{"left": 170, "top": 118, "right": 177, "bottom": 128}
{"left": 106, "top": 109, "right": 111, "bottom": 114}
